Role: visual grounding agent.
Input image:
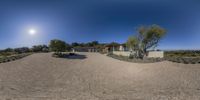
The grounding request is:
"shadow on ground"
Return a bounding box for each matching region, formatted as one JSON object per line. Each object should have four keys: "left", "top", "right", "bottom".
{"left": 66, "top": 54, "right": 87, "bottom": 59}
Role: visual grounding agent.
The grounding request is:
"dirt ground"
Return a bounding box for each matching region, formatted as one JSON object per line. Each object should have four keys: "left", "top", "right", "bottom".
{"left": 0, "top": 52, "right": 200, "bottom": 100}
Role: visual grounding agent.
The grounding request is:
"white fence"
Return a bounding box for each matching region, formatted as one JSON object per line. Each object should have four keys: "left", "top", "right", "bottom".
{"left": 147, "top": 51, "right": 164, "bottom": 58}
{"left": 112, "top": 51, "right": 164, "bottom": 58}
{"left": 113, "top": 51, "right": 132, "bottom": 57}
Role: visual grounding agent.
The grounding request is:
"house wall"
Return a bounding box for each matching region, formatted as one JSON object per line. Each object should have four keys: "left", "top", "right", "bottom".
{"left": 147, "top": 51, "right": 164, "bottom": 58}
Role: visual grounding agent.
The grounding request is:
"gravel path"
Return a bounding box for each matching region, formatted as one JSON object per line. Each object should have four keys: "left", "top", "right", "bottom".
{"left": 0, "top": 53, "right": 200, "bottom": 100}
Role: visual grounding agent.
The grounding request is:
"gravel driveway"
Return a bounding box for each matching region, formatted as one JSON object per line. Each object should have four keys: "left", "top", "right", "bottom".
{"left": 0, "top": 53, "right": 200, "bottom": 100}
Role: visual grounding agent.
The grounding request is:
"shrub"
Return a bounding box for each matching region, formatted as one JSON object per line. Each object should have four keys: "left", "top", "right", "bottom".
{"left": 69, "top": 53, "right": 75, "bottom": 56}
{"left": 0, "top": 53, "right": 31, "bottom": 63}
{"left": 108, "top": 53, "right": 164, "bottom": 63}
{"left": 52, "top": 52, "right": 67, "bottom": 58}
{"left": 129, "top": 54, "right": 134, "bottom": 59}
{"left": 14, "top": 47, "right": 30, "bottom": 54}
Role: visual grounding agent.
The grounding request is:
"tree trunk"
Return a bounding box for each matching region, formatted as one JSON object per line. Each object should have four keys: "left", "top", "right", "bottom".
{"left": 143, "top": 49, "right": 147, "bottom": 58}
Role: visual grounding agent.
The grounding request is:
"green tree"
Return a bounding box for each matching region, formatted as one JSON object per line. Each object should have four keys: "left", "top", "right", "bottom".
{"left": 109, "top": 42, "right": 120, "bottom": 47}
{"left": 127, "top": 24, "right": 166, "bottom": 58}
{"left": 14, "top": 47, "right": 30, "bottom": 54}
{"left": 71, "top": 42, "right": 79, "bottom": 47}
{"left": 32, "top": 45, "right": 49, "bottom": 52}
{"left": 91, "top": 41, "right": 99, "bottom": 46}
{"left": 49, "top": 39, "right": 66, "bottom": 52}
{"left": 126, "top": 36, "right": 138, "bottom": 51}
{"left": 65, "top": 43, "right": 72, "bottom": 51}
{"left": 138, "top": 25, "right": 166, "bottom": 54}
{"left": 85, "top": 41, "right": 99, "bottom": 47}
{"left": 4, "top": 48, "right": 14, "bottom": 52}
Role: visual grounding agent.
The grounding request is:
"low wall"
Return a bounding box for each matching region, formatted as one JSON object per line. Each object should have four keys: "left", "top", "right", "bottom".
{"left": 113, "top": 51, "right": 164, "bottom": 58}
{"left": 147, "top": 51, "right": 164, "bottom": 58}
{"left": 113, "top": 51, "right": 132, "bottom": 57}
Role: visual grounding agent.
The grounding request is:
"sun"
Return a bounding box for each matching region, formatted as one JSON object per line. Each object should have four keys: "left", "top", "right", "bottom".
{"left": 29, "top": 29, "right": 36, "bottom": 35}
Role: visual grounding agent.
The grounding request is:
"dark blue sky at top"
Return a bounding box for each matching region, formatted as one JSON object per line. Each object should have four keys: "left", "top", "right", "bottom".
{"left": 0, "top": 0, "right": 200, "bottom": 49}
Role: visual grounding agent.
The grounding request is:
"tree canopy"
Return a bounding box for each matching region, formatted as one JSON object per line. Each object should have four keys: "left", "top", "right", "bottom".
{"left": 32, "top": 45, "right": 49, "bottom": 52}
{"left": 138, "top": 25, "right": 166, "bottom": 52}
{"left": 126, "top": 24, "right": 166, "bottom": 58}
{"left": 49, "top": 39, "right": 67, "bottom": 52}
{"left": 126, "top": 36, "right": 138, "bottom": 51}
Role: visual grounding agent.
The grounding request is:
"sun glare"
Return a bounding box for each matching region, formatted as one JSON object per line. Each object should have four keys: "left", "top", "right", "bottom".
{"left": 29, "top": 29, "right": 36, "bottom": 35}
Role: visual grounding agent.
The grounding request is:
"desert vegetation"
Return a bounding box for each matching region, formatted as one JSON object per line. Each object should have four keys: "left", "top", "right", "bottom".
{"left": 108, "top": 51, "right": 200, "bottom": 64}
{"left": 1, "top": 38, "right": 200, "bottom": 64}
{"left": 165, "top": 50, "right": 200, "bottom": 64}
{"left": 0, "top": 44, "right": 49, "bottom": 63}
{"left": 0, "top": 53, "right": 31, "bottom": 63}
{"left": 108, "top": 50, "right": 200, "bottom": 64}
{"left": 165, "top": 50, "right": 200, "bottom": 57}
{"left": 107, "top": 53, "right": 164, "bottom": 63}
{"left": 0, "top": 48, "right": 32, "bottom": 63}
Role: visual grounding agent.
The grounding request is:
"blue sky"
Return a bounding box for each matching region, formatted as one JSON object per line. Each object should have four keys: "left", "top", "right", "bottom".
{"left": 0, "top": 0, "right": 200, "bottom": 50}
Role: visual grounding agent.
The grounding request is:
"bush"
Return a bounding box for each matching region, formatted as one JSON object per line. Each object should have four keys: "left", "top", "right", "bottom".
{"left": 165, "top": 57, "right": 200, "bottom": 64}
{"left": 52, "top": 52, "right": 67, "bottom": 58}
{"left": 69, "top": 53, "right": 75, "bottom": 56}
{"left": 129, "top": 54, "right": 134, "bottom": 59}
{"left": 107, "top": 53, "right": 164, "bottom": 63}
{"left": 165, "top": 50, "right": 200, "bottom": 58}
{"left": 0, "top": 53, "right": 32, "bottom": 63}
{"left": 14, "top": 47, "right": 30, "bottom": 54}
